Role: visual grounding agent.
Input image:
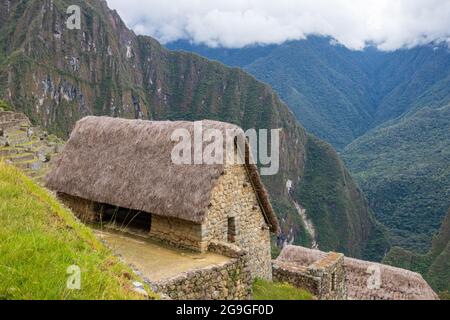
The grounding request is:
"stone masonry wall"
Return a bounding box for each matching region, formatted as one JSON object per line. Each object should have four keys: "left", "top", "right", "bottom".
{"left": 273, "top": 252, "right": 347, "bottom": 300}
{"left": 149, "top": 215, "right": 206, "bottom": 252}
{"left": 58, "top": 193, "right": 98, "bottom": 223}
{"left": 205, "top": 163, "right": 272, "bottom": 280}
{"left": 60, "top": 193, "right": 205, "bottom": 251}
{"left": 149, "top": 241, "right": 253, "bottom": 300}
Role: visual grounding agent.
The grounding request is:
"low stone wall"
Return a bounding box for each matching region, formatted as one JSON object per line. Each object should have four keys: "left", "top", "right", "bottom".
{"left": 149, "top": 241, "right": 253, "bottom": 300}
{"left": 273, "top": 252, "right": 347, "bottom": 300}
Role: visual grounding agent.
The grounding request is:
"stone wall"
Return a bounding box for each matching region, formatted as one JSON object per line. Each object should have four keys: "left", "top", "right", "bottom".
{"left": 58, "top": 193, "right": 98, "bottom": 223}
{"left": 149, "top": 241, "right": 253, "bottom": 300}
{"left": 59, "top": 193, "right": 206, "bottom": 252}
{"left": 273, "top": 252, "right": 347, "bottom": 300}
{"left": 205, "top": 164, "right": 272, "bottom": 280}
{"left": 149, "top": 215, "right": 206, "bottom": 252}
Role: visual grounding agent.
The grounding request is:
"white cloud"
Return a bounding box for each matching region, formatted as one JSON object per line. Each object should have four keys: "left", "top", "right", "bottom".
{"left": 106, "top": 0, "right": 450, "bottom": 51}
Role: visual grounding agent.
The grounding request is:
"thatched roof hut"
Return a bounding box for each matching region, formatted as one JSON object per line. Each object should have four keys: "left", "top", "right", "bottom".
{"left": 45, "top": 116, "right": 279, "bottom": 233}
{"left": 276, "top": 245, "right": 439, "bottom": 300}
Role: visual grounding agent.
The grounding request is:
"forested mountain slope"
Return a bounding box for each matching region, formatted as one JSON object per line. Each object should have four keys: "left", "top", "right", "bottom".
{"left": 169, "top": 38, "right": 450, "bottom": 251}
{"left": 384, "top": 209, "right": 450, "bottom": 297}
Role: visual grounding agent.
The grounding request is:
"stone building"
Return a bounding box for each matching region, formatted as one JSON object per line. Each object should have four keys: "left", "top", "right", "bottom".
{"left": 46, "top": 116, "right": 279, "bottom": 280}
{"left": 273, "top": 248, "right": 347, "bottom": 300}
{"left": 274, "top": 245, "right": 438, "bottom": 300}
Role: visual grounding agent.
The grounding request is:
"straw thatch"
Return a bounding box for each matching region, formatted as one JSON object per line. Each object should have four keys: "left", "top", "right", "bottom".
{"left": 276, "top": 245, "right": 439, "bottom": 300}
{"left": 45, "top": 116, "right": 279, "bottom": 233}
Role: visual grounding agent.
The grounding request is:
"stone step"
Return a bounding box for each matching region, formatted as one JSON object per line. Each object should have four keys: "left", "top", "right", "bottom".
{"left": 6, "top": 130, "right": 29, "bottom": 146}
{"left": 15, "top": 159, "right": 43, "bottom": 171}
{"left": 0, "top": 111, "right": 30, "bottom": 122}
{"left": 0, "top": 147, "right": 19, "bottom": 157}
{"left": 7, "top": 136, "right": 29, "bottom": 146}
{"left": 0, "top": 120, "right": 27, "bottom": 131}
{"left": 0, "top": 112, "right": 31, "bottom": 132}
{"left": 4, "top": 153, "right": 36, "bottom": 163}
{"left": 15, "top": 139, "right": 44, "bottom": 151}
{"left": 23, "top": 168, "right": 44, "bottom": 178}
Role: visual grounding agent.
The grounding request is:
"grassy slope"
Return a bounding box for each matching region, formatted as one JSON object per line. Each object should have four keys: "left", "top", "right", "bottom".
{"left": 0, "top": 162, "right": 157, "bottom": 300}
{"left": 252, "top": 279, "right": 313, "bottom": 300}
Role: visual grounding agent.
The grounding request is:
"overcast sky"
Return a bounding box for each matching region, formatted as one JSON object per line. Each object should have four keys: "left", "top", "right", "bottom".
{"left": 107, "top": 0, "right": 450, "bottom": 51}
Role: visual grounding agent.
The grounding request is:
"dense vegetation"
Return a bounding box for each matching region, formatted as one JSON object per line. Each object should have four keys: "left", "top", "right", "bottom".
{"left": 384, "top": 209, "right": 450, "bottom": 298}
{"left": 343, "top": 105, "right": 450, "bottom": 251}
{"left": 252, "top": 279, "right": 313, "bottom": 300}
{"left": 0, "top": 0, "right": 388, "bottom": 259}
{"left": 0, "top": 162, "right": 156, "bottom": 299}
{"left": 169, "top": 38, "right": 450, "bottom": 253}
{"left": 297, "top": 135, "right": 390, "bottom": 261}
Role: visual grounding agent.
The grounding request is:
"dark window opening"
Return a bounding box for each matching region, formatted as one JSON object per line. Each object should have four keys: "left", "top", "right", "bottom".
{"left": 95, "top": 203, "right": 151, "bottom": 233}
{"left": 228, "top": 217, "right": 237, "bottom": 243}
{"left": 331, "top": 273, "right": 336, "bottom": 291}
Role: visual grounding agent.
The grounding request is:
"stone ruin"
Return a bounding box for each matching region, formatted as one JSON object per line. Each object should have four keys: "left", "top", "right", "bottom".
{"left": 0, "top": 110, "right": 64, "bottom": 183}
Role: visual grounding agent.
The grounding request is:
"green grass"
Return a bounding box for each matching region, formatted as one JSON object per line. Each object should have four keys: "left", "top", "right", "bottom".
{"left": 0, "top": 162, "right": 158, "bottom": 300}
{"left": 252, "top": 279, "right": 313, "bottom": 300}
{"left": 0, "top": 99, "right": 12, "bottom": 111}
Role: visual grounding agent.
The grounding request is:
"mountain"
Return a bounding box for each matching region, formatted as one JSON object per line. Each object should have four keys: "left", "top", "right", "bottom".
{"left": 168, "top": 38, "right": 450, "bottom": 252}
{"left": 383, "top": 209, "right": 450, "bottom": 298}
{"left": 168, "top": 38, "right": 379, "bottom": 150}
{"left": 343, "top": 104, "right": 450, "bottom": 251}
{"left": 0, "top": 0, "right": 389, "bottom": 260}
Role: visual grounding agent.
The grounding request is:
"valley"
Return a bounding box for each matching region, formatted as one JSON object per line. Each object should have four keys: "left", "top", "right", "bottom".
{"left": 168, "top": 38, "right": 450, "bottom": 253}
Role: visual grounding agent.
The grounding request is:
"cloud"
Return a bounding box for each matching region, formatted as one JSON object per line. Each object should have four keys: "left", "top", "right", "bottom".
{"left": 106, "top": 0, "right": 450, "bottom": 51}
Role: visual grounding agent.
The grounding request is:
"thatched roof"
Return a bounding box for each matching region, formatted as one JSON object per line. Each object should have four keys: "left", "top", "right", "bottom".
{"left": 276, "top": 245, "right": 438, "bottom": 300}
{"left": 45, "top": 116, "right": 279, "bottom": 233}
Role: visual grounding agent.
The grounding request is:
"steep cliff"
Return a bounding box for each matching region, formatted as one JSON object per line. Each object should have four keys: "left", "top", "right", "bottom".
{"left": 0, "top": 0, "right": 389, "bottom": 259}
